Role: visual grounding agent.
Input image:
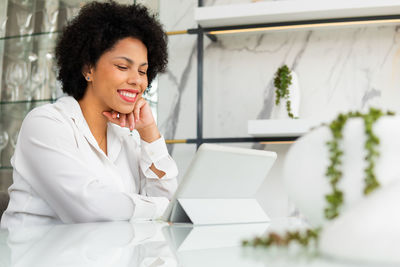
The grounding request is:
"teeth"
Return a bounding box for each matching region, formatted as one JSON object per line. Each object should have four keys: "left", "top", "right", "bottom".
{"left": 120, "top": 91, "right": 137, "bottom": 98}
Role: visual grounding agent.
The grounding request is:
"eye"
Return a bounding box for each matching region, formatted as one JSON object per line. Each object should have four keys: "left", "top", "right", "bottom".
{"left": 115, "top": 64, "right": 128, "bottom": 70}
{"left": 139, "top": 70, "right": 147, "bottom": 75}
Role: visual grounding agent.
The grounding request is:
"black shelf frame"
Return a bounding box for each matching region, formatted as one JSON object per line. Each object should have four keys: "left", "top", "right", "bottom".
{"left": 191, "top": 0, "right": 306, "bottom": 148}
{"left": 179, "top": 5, "right": 400, "bottom": 149}
{"left": 187, "top": 14, "right": 400, "bottom": 35}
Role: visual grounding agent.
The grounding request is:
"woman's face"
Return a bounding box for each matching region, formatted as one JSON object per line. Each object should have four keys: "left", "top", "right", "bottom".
{"left": 86, "top": 37, "right": 148, "bottom": 114}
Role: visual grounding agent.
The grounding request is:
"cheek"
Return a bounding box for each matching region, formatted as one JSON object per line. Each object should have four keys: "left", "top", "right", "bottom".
{"left": 142, "top": 77, "right": 148, "bottom": 88}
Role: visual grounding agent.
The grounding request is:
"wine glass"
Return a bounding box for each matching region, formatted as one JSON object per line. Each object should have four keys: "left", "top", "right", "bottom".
{"left": 5, "top": 63, "right": 19, "bottom": 101}
{"left": 45, "top": 52, "right": 60, "bottom": 99}
{"left": 27, "top": 64, "right": 44, "bottom": 101}
{"left": 65, "top": 4, "right": 80, "bottom": 24}
{"left": 0, "top": 130, "right": 9, "bottom": 167}
{"left": 10, "top": 129, "right": 19, "bottom": 150}
{"left": 42, "top": 0, "right": 59, "bottom": 32}
{"left": 28, "top": 52, "right": 38, "bottom": 62}
{"left": 11, "top": 0, "right": 32, "bottom": 7}
{"left": 0, "top": 16, "right": 7, "bottom": 38}
{"left": 5, "top": 61, "right": 28, "bottom": 101}
{"left": 16, "top": 9, "right": 33, "bottom": 36}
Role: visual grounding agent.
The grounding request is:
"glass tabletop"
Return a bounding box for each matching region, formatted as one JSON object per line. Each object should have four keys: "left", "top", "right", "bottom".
{"left": 0, "top": 217, "right": 390, "bottom": 267}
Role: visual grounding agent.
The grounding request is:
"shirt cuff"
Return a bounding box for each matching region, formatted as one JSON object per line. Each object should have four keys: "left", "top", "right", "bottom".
{"left": 140, "top": 136, "right": 178, "bottom": 179}
{"left": 141, "top": 136, "right": 169, "bottom": 163}
{"left": 128, "top": 194, "right": 170, "bottom": 221}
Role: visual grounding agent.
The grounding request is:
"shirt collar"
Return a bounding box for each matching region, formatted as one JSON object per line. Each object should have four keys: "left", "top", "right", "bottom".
{"left": 55, "top": 96, "right": 122, "bottom": 161}
{"left": 56, "top": 96, "right": 86, "bottom": 128}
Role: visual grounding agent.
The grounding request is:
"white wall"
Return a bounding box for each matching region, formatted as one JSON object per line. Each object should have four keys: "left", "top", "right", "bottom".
{"left": 157, "top": 0, "right": 400, "bottom": 218}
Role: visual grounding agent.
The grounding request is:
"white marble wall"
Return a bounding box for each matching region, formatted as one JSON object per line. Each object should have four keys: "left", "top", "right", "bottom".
{"left": 158, "top": 0, "right": 400, "bottom": 217}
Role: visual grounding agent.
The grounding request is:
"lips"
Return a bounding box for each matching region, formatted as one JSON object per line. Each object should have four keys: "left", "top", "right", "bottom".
{"left": 118, "top": 89, "right": 138, "bottom": 103}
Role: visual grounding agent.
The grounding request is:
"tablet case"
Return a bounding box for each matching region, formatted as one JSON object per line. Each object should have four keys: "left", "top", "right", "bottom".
{"left": 162, "top": 222, "right": 270, "bottom": 266}
{"left": 168, "top": 198, "right": 269, "bottom": 225}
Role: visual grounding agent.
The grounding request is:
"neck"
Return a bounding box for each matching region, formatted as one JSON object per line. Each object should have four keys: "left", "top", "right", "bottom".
{"left": 78, "top": 88, "right": 108, "bottom": 153}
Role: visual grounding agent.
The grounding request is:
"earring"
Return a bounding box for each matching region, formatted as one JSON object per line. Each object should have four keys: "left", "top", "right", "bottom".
{"left": 86, "top": 76, "right": 90, "bottom": 81}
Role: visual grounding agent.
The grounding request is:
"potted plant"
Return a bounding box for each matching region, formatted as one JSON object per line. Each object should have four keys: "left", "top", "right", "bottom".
{"left": 273, "top": 65, "right": 300, "bottom": 119}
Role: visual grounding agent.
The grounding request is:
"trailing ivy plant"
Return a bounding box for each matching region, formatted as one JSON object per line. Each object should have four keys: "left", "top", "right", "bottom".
{"left": 274, "top": 65, "right": 297, "bottom": 119}
{"left": 325, "top": 108, "right": 394, "bottom": 219}
{"left": 242, "top": 228, "right": 320, "bottom": 248}
{"left": 243, "top": 107, "right": 394, "bottom": 248}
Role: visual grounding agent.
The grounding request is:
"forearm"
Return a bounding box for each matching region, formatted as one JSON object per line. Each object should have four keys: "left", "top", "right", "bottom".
{"left": 137, "top": 123, "right": 167, "bottom": 178}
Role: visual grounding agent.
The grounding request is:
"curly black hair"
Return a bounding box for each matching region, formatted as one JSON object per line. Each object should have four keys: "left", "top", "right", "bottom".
{"left": 55, "top": 1, "right": 168, "bottom": 100}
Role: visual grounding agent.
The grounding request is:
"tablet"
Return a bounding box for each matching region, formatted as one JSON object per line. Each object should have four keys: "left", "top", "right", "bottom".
{"left": 161, "top": 143, "right": 277, "bottom": 223}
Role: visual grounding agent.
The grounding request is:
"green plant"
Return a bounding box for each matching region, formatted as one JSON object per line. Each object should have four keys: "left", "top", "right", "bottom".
{"left": 325, "top": 108, "right": 394, "bottom": 219}
{"left": 242, "top": 228, "right": 320, "bottom": 248}
{"left": 243, "top": 107, "right": 394, "bottom": 248}
{"left": 274, "top": 65, "right": 297, "bottom": 119}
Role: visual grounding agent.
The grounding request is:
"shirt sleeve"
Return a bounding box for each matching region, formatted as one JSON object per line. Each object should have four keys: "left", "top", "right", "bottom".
{"left": 14, "top": 109, "right": 166, "bottom": 223}
{"left": 138, "top": 136, "right": 178, "bottom": 200}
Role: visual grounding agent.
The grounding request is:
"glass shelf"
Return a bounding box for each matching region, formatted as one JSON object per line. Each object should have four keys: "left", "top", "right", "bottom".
{"left": 0, "top": 166, "right": 12, "bottom": 170}
{"left": 0, "top": 30, "right": 61, "bottom": 41}
{"left": 0, "top": 30, "right": 61, "bottom": 102}
{"left": 0, "top": 98, "right": 55, "bottom": 105}
{"left": 0, "top": 99, "right": 52, "bottom": 118}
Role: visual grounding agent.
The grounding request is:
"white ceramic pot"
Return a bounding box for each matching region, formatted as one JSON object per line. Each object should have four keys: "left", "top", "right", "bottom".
{"left": 272, "top": 71, "right": 301, "bottom": 119}
{"left": 319, "top": 178, "right": 400, "bottom": 264}
{"left": 283, "top": 115, "right": 400, "bottom": 226}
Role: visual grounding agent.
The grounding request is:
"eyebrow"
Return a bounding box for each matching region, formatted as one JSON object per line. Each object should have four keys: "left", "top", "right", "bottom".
{"left": 113, "top": 56, "right": 148, "bottom": 66}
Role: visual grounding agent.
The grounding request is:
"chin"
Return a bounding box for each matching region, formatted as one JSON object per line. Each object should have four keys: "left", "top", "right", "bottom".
{"left": 119, "top": 106, "right": 134, "bottom": 114}
{"left": 109, "top": 102, "right": 134, "bottom": 114}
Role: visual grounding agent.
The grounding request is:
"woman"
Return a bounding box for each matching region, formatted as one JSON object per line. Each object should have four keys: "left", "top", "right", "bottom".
{"left": 1, "top": 1, "right": 177, "bottom": 228}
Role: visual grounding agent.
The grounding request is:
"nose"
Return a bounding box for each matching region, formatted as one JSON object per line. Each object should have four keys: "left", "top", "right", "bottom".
{"left": 127, "top": 70, "right": 141, "bottom": 86}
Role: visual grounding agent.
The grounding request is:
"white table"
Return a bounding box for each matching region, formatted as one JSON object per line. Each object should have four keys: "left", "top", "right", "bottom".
{"left": 0, "top": 218, "right": 389, "bottom": 267}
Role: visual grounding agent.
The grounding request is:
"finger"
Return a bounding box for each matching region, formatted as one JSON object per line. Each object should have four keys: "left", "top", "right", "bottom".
{"left": 120, "top": 113, "right": 126, "bottom": 127}
{"left": 103, "top": 111, "right": 112, "bottom": 120}
{"left": 128, "top": 112, "right": 135, "bottom": 131}
{"left": 102, "top": 112, "right": 120, "bottom": 124}
{"left": 134, "top": 98, "right": 146, "bottom": 122}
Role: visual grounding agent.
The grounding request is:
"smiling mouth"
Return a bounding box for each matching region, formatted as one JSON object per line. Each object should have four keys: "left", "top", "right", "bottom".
{"left": 118, "top": 90, "right": 138, "bottom": 103}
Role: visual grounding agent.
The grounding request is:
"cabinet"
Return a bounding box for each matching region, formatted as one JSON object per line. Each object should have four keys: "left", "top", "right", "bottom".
{"left": 0, "top": 0, "right": 71, "bottom": 191}
{"left": 0, "top": 0, "right": 153, "bottom": 191}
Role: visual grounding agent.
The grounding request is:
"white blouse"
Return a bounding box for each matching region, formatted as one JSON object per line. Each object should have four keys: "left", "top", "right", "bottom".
{"left": 0, "top": 96, "right": 178, "bottom": 229}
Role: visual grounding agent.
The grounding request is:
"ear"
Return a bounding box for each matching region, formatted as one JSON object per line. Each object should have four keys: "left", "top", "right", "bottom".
{"left": 82, "top": 64, "right": 93, "bottom": 81}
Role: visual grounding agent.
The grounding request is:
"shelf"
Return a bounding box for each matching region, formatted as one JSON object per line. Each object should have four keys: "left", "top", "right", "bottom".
{"left": 166, "top": 136, "right": 298, "bottom": 144}
{"left": 0, "top": 31, "right": 61, "bottom": 103}
{"left": 248, "top": 119, "right": 320, "bottom": 137}
{"left": 0, "top": 31, "right": 61, "bottom": 41}
{"left": 195, "top": 0, "right": 400, "bottom": 28}
{"left": 0, "top": 98, "right": 55, "bottom": 105}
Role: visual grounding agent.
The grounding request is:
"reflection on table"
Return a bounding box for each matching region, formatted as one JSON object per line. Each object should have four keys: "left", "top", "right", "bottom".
{"left": 1, "top": 221, "right": 176, "bottom": 267}
{"left": 0, "top": 217, "right": 393, "bottom": 267}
